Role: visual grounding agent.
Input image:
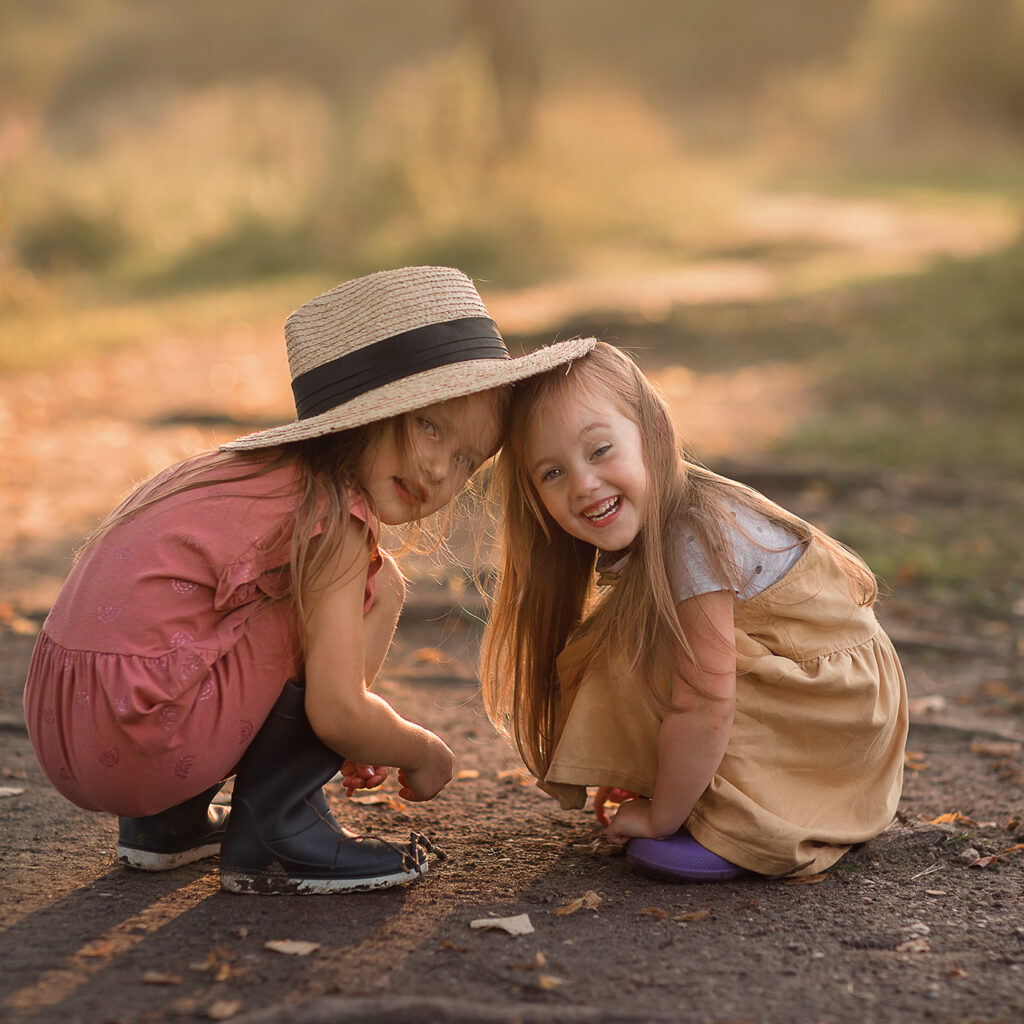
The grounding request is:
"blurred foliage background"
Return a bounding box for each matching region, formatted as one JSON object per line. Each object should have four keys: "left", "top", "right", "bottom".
{"left": 2, "top": 0, "right": 1023, "bottom": 624}
{"left": 4, "top": 0, "right": 1024, "bottom": 293}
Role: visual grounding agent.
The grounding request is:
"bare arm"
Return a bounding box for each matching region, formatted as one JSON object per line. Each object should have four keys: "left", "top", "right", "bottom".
{"left": 302, "top": 521, "right": 454, "bottom": 800}
{"left": 607, "top": 589, "right": 736, "bottom": 843}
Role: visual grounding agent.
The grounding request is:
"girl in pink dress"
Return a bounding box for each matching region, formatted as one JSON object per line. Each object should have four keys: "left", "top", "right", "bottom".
{"left": 24, "top": 266, "right": 593, "bottom": 894}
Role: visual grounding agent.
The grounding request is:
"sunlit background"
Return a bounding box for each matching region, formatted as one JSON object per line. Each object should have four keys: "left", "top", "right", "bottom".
{"left": 2, "top": 0, "right": 1023, "bottom": 625}
{"left": 5, "top": 1, "right": 1024, "bottom": 302}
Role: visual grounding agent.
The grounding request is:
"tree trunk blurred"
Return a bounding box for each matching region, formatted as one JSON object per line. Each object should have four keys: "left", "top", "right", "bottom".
{"left": 462, "top": 0, "right": 539, "bottom": 153}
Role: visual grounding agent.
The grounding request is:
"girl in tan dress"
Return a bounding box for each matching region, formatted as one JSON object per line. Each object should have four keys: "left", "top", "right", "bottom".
{"left": 481, "top": 342, "right": 907, "bottom": 880}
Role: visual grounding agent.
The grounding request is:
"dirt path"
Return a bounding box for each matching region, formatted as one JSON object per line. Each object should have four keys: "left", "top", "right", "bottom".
{"left": 3, "top": 203, "right": 1024, "bottom": 1022}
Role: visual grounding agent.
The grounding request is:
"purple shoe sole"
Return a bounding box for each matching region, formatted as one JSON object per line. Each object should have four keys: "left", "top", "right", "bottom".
{"left": 627, "top": 830, "right": 744, "bottom": 882}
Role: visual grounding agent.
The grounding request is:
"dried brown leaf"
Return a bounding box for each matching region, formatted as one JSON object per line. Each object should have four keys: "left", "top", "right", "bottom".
{"left": 928, "top": 811, "right": 979, "bottom": 826}
{"left": 509, "top": 951, "right": 547, "bottom": 971}
{"left": 442, "top": 939, "right": 471, "bottom": 952}
{"left": 968, "top": 855, "right": 998, "bottom": 869}
{"left": 998, "top": 843, "right": 1024, "bottom": 855}
{"left": 348, "top": 793, "right": 401, "bottom": 808}
{"left": 537, "top": 975, "right": 564, "bottom": 990}
{"left": 455, "top": 769, "right": 480, "bottom": 781}
{"left": 674, "top": 909, "right": 710, "bottom": 922}
{"left": 264, "top": 940, "right": 319, "bottom": 956}
{"left": 895, "top": 937, "right": 930, "bottom": 953}
{"left": 469, "top": 914, "right": 534, "bottom": 935}
{"left": 783, "top": 873, "right": 829, "bottom": 885}
{"left": 555, "top": 898, "right": 584, "bottom": 916}
{"left": 948, "top": 967, "right": 969, "bottom": 979}
{"left": 639, "top": 906, "right": 669, "bottom": 919}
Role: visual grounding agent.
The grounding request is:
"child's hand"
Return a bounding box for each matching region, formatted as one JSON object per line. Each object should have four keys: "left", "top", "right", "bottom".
{"left": 396, "top": 735, "right": 455, "bottom": 801}
{"left": 606, "top": 797, "right": 654, "bottom": 845}
{"left": 340, "top": 760, "right": 390, "bottom": 797}
{"left": 593, "top": 786, "right": 639, "bottom": 826}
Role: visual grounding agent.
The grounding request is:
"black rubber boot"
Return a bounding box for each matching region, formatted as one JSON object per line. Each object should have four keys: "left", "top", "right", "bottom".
{"left": 117, "top": 783, "right": 230, "bottom": 871}
{"left": 219, "top": 680, "right": 429, "bottom": 894}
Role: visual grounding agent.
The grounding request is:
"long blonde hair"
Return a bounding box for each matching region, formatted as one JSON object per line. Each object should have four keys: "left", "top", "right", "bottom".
{"left": 480, "top": 342, "right": 876, "bottom": 780}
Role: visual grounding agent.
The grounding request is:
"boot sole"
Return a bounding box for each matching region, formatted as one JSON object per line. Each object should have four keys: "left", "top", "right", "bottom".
{"left": 117, "top": 841, "right": 223, "bottom": 871}
{"left": 220, "top": 859, "right": 427, "bottom": 894}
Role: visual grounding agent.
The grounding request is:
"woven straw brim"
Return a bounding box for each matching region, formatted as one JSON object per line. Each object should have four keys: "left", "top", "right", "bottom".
{"left": 223, "top": 336, "right": 596, "bottom": 450}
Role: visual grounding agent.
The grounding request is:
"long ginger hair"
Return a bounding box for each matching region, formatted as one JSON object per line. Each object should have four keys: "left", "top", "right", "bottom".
{"left": 480, "top": 342, "right": 877, "bottom": 781}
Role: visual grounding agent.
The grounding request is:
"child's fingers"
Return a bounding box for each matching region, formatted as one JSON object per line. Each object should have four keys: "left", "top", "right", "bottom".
{"left": 593, "top": 786, "right": 616, "bottom": 826}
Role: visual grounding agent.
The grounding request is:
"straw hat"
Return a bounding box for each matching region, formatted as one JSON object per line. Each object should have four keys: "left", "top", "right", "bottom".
{"left": 224, "top": 266, "right": 595, "bottom": 450}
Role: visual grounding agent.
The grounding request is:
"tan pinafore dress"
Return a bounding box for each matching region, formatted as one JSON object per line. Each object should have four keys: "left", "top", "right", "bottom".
{"left": 540, "top": 538, "right": 908, "bottom": 877}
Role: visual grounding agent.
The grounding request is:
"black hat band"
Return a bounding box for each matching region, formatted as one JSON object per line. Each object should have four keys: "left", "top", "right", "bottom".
{"left": 291, "top": 316, "right": 509, "bottom": 420}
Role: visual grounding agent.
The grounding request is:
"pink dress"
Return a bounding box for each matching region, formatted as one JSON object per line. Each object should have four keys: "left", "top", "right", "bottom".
{"left": 23, "top": 454, "right": 382, "bottom": 817}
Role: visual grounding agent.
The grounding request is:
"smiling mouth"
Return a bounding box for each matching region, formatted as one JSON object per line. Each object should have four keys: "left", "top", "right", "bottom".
{"left": 582, "top": 496, "right": 620, "bottom": 522}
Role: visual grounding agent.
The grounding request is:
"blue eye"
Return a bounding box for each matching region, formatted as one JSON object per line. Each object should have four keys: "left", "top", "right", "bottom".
{"left": 417, "top": 417, "right": 438, "bottom": 438}
{"left": 593, "top": 444, "right": 611, "bottom": 458}
{"left": 540, "top": 467, "right": 563, "bottom": 483}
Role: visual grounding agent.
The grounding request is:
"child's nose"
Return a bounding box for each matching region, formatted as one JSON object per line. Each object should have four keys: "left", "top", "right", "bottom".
{"left": 570, "top": 469, "right": 598, "bottom": 499}
{"left": 424, "top": 450, "right": 448, "bottom": 484}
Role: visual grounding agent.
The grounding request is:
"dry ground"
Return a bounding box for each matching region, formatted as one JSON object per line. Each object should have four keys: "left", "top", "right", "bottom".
{"left": 2, "top": 249, "right": 1023, "bottom": 1023}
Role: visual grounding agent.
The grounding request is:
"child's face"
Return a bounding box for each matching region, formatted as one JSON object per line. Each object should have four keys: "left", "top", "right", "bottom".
{"left": 524, "top": 387, "right": 648, "bottom": 551}
{"left": 359, "top": 391, "right": 502, "bottom": 525}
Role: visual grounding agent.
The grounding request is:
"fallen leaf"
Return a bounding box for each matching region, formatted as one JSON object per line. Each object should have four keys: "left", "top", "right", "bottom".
{"left": 348, "top": 793, "right": 401, "bottom": 807}
{"left": 895, "top": 938, "right": 930, "bottom": 953}
{"left": 968, "top": 855, "right": 998, "bottom": 869}
{"left": 470, "top": 914, "right": 534, "bottom": 936}
{"left": 639, "top": 906, "right": 669, "bottom": 919}
{"left": 555, "top": 891, "right": 601, "bottom": 915}
{"left": 537, "top": 975, "right": 564, "bottom": 990}
{"left": 0, "top": 787, "right": 25, "bottom": 798}
{"left": 455, "top": 769, "right": 480, "bottom": 781}
{"left": 509, "top": 951, "right": 547, "bottom": 971}
{"left": 143, "top": 971, "right": 181, "bottom": 985}
{"left": 948, "top": 967, "right": 969, "bottom": 979}
{"left": 674, "top": 909, "right": 710, "bottom": 922}
{"left": 971, "top": 740, "right": 1022, "bottom": 758}
{"left": 998, "top": 843, "right": 1024, "bottom": 855}
{"left": 441, "top": 939, "right": 471, "bottom": 952}
{"left": 571, "top": 836, "right": 625, "bottom": 857}
{"left": 783, "top": 873, "right": 829, "bottom": 885}
{"left": 925, "top": 889, "right": 947, "bottom": 896}
{"left": 928, "top": 811, "right": 979, "bottom": 826}
{"left": 264, "top": 940, "right": 319, "bottom": 956}
{"left": 207, "top": 999, "right": 242, "bottom": 1021}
